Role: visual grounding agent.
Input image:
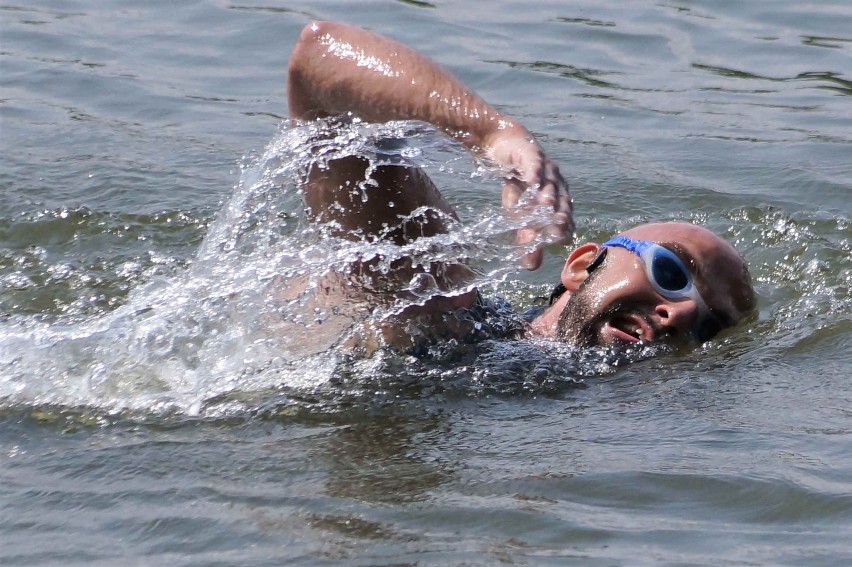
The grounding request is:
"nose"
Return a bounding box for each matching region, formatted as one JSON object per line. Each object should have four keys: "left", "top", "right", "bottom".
{"left": 654, "top": 300, "right": 697, "bottom": 338}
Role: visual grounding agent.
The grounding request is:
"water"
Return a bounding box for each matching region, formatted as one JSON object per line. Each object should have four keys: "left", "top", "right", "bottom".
{"left": 1, "top": 0, "right": 850, "bottom": 564}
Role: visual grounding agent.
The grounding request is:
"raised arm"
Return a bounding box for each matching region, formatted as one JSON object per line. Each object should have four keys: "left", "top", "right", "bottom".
{"left": 287, "top": 21, "right": 574, "bottom": 268}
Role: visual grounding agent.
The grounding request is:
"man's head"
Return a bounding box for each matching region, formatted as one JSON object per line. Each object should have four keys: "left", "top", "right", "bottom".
{"left": 540, "top": 222, "right": 755, "bottom": 348}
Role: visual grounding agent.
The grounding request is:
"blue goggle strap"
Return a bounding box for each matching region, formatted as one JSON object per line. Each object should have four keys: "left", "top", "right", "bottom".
{"left": 601, "top": 236, "right": 655, "bottom": 256}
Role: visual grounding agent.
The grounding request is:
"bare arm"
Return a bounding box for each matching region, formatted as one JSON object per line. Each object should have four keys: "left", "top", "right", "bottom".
{"left": 287, "top": 21, "right": 574, "bottom": 268}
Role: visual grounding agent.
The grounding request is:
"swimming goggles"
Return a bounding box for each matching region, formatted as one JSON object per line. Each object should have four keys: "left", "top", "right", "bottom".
{"left": 591, "top": 236, "right": 701, "bottom": 301}
{"left": 597, "top": 236, "right": 725, "bottom": 341}
{"left": 549, "top": 235, "right": 724, "bottom": 342}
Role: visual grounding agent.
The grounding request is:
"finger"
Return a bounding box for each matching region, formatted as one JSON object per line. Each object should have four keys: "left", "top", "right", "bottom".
{"left": 557, "top": 189, "right": 572, "bottom": 213}
{"left": 532, "top": 181, "right": 558, "bottom": 208}
{"left": 549, "top": 208, "right": 575, "bottom": 236}
{"left": 542, "top": 220, "right": 572, "bottom": 246}
{"left": 515, "top": 227, "right": 542, "bottom": 270}
{"left": 501, "top": 178, "right": 525, "bottom": 209}
{"left": 515, "top": 226, "right": 537, "bottom": 245}
{"left": 549, "top": 178, "right": 574, "bottom": 232}
{"left": 520, "top": 247, "right": 544, "bottom": 271}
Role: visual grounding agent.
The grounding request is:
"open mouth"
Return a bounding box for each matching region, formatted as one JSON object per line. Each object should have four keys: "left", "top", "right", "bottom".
{"left": 605, "top": 314, "right": 653, "bottom": 344}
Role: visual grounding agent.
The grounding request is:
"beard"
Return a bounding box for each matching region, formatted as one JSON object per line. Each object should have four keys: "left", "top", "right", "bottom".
{"left": 555, "top": 270, "right": 606, "bottom": 347}
{"left": 554, "top": 268, "right": 645, "bottom": 348}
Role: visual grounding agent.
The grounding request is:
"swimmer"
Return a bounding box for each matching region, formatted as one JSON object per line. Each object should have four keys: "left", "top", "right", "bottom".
{"left": 285, "top": 21, "right": 755, "bottom": 353}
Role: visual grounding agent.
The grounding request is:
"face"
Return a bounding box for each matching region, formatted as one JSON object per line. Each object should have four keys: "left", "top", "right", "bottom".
{"left": 555, "top": 223, "right": 754, "bottom": 348}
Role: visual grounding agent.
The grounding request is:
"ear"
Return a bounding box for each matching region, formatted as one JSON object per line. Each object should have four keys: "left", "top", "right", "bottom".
{"left": 560, "top": 243, "right": 603, "bottom": 292}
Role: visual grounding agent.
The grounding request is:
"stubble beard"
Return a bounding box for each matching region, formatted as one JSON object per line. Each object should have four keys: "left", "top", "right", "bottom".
{"left": 555, "top": 272, "right": 605, "bottom": 348}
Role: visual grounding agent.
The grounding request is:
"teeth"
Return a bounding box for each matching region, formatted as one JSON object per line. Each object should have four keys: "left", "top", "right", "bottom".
{"left": 635, "top": 328, "right": 643, "bottom": 338}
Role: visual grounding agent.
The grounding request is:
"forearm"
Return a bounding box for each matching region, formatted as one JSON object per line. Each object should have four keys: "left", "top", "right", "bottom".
{"left": 287, "top": 21, "right": 531, "bottom": 154}
{"left": 287, "top": 22, "right": 574, "bottom": 268}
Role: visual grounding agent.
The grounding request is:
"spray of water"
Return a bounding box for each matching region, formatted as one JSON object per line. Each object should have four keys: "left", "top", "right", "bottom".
{"left": 8, "top": 120, "right": 832, "bottom": 418}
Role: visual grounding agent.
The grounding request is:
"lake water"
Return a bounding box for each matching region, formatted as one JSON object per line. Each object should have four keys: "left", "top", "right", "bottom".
{"left": 1, "top": 0, "right": 851, "bottom": 565}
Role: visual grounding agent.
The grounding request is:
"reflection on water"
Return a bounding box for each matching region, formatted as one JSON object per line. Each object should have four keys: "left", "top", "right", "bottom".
{"left": 319, "top": 411, "right": 450, "bottom": 505}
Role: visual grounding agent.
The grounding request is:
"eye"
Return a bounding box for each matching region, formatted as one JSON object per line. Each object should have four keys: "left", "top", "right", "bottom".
{"left": 652, "top": 253, "right": 690, "bottom": 291}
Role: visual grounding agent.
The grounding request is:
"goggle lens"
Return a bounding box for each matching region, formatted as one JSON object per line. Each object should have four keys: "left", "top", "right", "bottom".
{"left": 650, "top": 250, "right": 690, "bottom": 292}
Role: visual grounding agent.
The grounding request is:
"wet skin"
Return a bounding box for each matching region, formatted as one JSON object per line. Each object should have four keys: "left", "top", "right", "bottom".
{"left": 529, "top": 222, "right": 755, "bottom": 347}
{"left": 286, "top": 22, "right": 755, "bottom": 351}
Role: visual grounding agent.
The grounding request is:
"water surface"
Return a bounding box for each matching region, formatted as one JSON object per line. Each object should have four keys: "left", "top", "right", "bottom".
{"left": 1, "top": 0, "right": 851, "bottom": 564}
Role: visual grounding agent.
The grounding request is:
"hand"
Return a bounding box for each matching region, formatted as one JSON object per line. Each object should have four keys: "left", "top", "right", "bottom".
{"left": 488, "top": 134, "right": 575, "bottom": 270}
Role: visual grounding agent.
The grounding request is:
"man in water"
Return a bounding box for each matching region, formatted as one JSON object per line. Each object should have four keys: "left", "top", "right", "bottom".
{"left": 285, "top": 21, "right": 755, "bottom": 353}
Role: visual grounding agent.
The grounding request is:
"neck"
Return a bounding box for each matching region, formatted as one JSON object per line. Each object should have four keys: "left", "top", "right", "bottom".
{"left": 528, "top": 291, "right": 572, "bottom": 338}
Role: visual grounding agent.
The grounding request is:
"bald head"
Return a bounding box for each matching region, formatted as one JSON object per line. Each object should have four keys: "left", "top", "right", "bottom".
{"left": 622, "top": 222, "right": 755, "bottom": 325}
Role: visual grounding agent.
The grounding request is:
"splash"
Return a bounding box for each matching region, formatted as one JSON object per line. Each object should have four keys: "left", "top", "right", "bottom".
{"left": 0, "top": 120, "right": 584, "bottom": 417}
{"left": 5, "top": 121, "right": 827, "bottom": 418}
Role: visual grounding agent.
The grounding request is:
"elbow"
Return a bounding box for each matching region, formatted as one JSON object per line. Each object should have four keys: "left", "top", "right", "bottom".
{"left": 298, "top": 21, "right": 323, "bottom": 42}
{"left": 291, "top": 21, "right": 324, "bottom": 62}
{"left": 295, "top": 21, "right": 338, "bottom": 49}
{"left": 288, "top": 22, "right": 337, "bottom": 121}
{"left": 290, "top": 21, "right": 332, "bottom": 66}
